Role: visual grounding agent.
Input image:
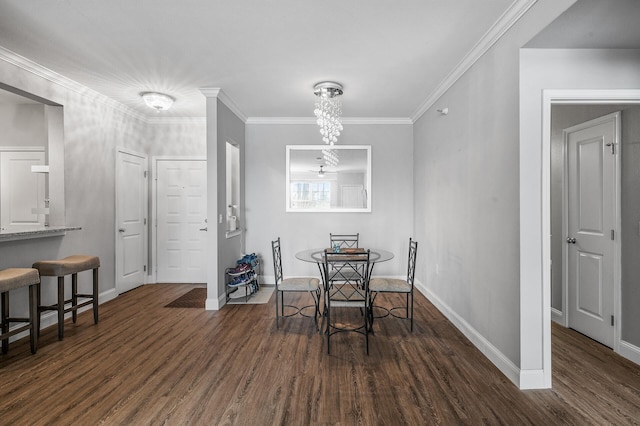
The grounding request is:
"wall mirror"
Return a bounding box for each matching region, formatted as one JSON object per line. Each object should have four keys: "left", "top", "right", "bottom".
{"left": 286, "top": 145, "right": 371, "bottom": 212}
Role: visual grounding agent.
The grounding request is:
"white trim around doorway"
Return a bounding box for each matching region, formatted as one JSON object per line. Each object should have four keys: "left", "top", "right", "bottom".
{"left": 539, "top": 90, "right": 640, "bottom": 385}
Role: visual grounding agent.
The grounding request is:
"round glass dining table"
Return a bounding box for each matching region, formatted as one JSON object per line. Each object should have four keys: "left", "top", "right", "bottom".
{"left": 295, "top": 248, "right": 394, "bottom": 264}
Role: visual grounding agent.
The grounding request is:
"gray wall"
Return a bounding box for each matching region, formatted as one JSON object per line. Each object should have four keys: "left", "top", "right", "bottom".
{"left": 0, "top": 59, "right": 207, "bottom": 322}
{"left": 0, "top": 104, "right": 46, "bottom": 148}
{"left": 0, "top": 57, "right": 151, "bottom": 320}
{"left": 412, "top": 0, "right": 575, "bottom": 372}
{"left": 217, "top": 100, "right": 245, "bottom": 298}
{"left": 245, "top": 123, "right": 414, "bottom": 281}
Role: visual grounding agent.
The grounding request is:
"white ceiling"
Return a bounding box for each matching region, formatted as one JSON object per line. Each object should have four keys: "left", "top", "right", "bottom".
{"left": 526, "top": 0, "right": 640, "bottom": 49}
{"left": 0, "top": 0, "right": 525, "bottom": 120}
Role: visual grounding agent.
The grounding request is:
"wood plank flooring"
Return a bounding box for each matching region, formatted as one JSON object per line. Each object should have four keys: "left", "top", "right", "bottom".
{"left": 1, "top": 283, "right": 639, "bottom": 425}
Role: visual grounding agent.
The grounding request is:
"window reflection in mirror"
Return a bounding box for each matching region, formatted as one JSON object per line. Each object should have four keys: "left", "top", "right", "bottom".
{"left": 286, "top": 145, "right": 371, "bottom": 212}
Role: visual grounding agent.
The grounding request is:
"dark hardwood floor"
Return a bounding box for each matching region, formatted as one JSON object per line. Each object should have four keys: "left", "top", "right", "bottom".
{"left": 1, "top": 283, "right": 639, "bottom": 425}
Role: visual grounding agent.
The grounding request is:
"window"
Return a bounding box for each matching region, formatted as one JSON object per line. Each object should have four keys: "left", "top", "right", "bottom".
{"left": 290, "top": 181, "right": 331, "bottom": 209}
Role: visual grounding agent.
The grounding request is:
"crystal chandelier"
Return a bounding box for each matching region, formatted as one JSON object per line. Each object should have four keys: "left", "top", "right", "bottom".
{"left": 314, "top": 82, "right": 343, "bottom": 167}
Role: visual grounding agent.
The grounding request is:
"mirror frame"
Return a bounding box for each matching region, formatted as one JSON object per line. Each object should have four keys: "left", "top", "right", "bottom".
{"left": 286, "top": 145, "right": 371, "bottom": 213}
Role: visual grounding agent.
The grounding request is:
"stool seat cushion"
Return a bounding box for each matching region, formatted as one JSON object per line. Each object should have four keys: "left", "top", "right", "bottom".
{"left": 33, "top": 255, "right": 100, "bottom": 277}
{"left": 0, "top": 268, "right": 40, "bottom": 293}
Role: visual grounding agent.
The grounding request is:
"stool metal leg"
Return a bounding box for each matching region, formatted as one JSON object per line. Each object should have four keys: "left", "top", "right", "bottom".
{"left": 36, "top": 281, "right": 41, "bottom": 338}
{"left": 57, "top": 276, "right": 65, "bottom": 340}
{"left": 72, "top": 273, "right": 78, "bottom": 323}
{"left": 29, "top": 283, "right": 38, "bottom": 354}
{"left": 92, "top": 268, "right": 99, "bottom": 324}
{"left": 1, "top": 291, "right": 8, "bottom": 354}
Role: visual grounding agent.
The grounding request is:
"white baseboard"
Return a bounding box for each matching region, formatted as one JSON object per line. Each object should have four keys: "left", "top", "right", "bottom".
{"left": 551, "top": 307, "right": 564, "bottom": 325}
{"left": 206, "top": 292, "right": 226, "bottom": 311}
{"left": 619, "top": 339, "right": 640, "bottom": 365}
{"left": 518, "top": 369, "right": 547, "bottom": 389}
{"left": 414, "top": 279, "right": 522, "bottom": 388}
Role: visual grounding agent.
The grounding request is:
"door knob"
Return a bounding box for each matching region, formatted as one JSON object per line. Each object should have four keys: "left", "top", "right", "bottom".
{"left": 118, "top": 228, "right": 126, "bottom": 233}
{"left": 199, "top": 227, "right": 208, "bottom": 231}
{"left": 566, "top": 237, "right": 576, "bottom": 244}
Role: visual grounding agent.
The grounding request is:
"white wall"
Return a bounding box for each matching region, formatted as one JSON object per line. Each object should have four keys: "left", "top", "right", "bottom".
{"left": 245, "top": 123, "right": 413, "bottom": 281}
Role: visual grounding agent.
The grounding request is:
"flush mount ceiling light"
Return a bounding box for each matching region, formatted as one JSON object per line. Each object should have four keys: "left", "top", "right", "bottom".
{"left": 141, "top": 92, "right": 175, "bottom": 112}
{"left": 313, "top": 81, "right": 343, "bottom": 167}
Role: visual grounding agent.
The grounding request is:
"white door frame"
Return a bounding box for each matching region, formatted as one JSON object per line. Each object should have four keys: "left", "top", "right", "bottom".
{"left": 151, "top": 156, "right": 206, "bottom": 284}
{"left": 561, "top": 112, "right": 621, "bottom": 347}
{"left": 539, "top": 90, "right": 640, "bottom": 386}
{"left": 115, "top": 147, "right": 149, "bottom": 293}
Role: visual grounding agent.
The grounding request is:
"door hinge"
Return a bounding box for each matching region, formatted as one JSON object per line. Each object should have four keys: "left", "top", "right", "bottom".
{"left": 144, "top": 218, "right": 147, "bottom": 225}
{"left": 144, "top": 170, "right": 148, "bottom": 178}
{"left": 611, "top": 229, "right": 615, "bottom": 240}
{"left": 611, "top": 315, "right": 614, "bottom": 326}
{"left": 144, "top": 265, "right": 147, "bottom": 272}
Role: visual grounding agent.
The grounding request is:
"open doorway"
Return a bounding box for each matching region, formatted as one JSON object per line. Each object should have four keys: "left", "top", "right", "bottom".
{"left": 540, "top": 92, "right": 640, "bottom": 387}
{"left": 549, "top": 106, "right": 640, "bottom": 348}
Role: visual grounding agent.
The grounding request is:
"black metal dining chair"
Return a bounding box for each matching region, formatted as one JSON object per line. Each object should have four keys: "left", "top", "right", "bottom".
{"left": 271, "top": 238, "right": 321, "bottom": 330}
{"left": 329, "top": 233, "right": 359, "bottom": 249}
{"left": 369, "top": 238, "right": 418, "bottom": 331}
{"left": 321, "top": 249, "right": 372, "bottom": 355}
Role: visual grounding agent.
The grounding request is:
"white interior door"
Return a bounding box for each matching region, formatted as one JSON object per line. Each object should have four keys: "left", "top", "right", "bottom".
{"left": 565, "top": 112, "right": 619, "bottom": 348}
{"left": 116, "top": 149, "right": 148, "bottom": 294}
{"left": 155, "top": 159, "right": 207, "bottom": 283}
{"left": 0, "top": 150, "right": 46, "bottom": 228}
{"left": 341, "top": 185, "right": 364, "bottom": 208}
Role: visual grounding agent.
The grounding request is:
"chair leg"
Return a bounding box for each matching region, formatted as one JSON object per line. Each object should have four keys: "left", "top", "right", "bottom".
{"left": 93, "top": 268, "right": 99, "bottom": 324}
{"left": 57, "top": 276, "right": 65, "bottom": 340}
{"left": 72, "top": 273, "right": 78, "bottom": 324}
{"left": 29, "top": 283, "right": 38, "bottom": 354}
{"left": 365, "top": 302, "right": 370, "bottom": 355}
{"left": 313, "top": 289, "right": 320, "bottom": 331}
{"left": 36, "top": 281, "right": 41, "bottom": 338}
{"left": 405, "top": 293, "right": 409, "bottom": 319}
{"left": 410, "top": 291, "right": 414, "bottom": 332}
{"left": 326, "top": 299, "right": 331, "bottom": 355}
{"left": 1, "top": 291, "right": 8, "bottom": 354}
{"left": 275, "top": 289, "right": 280, "bottom": 329}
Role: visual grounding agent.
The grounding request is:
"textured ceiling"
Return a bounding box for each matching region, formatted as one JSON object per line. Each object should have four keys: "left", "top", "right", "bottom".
{"left": 0, "top": 0, "right": 523, "bottom": 119}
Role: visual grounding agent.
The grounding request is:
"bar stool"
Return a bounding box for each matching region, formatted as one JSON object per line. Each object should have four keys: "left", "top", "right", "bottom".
{"left": 32, "top": 255, "right": 100, "bottom": 340}
{"left": 0, "top": 268, "right": 40, "bottom": 354}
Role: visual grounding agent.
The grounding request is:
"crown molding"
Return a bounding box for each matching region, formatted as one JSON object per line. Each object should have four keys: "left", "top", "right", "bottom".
{"left": 246, "top": 116, "right": 412, "bottom": 125}
{"left": 199, "top": 87, "right": 221, "bottom": 98}
{"left": 0, "top": 45, "right": 148, "bottom": 122}
{"left": 199, "top": 87, "right": 247, "bottom": 123}
{"left": 146, "top": 116, "right": 207, "bottom": 125}
{"left": 410, "top": 0, "right": 538, "bottom": 122}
